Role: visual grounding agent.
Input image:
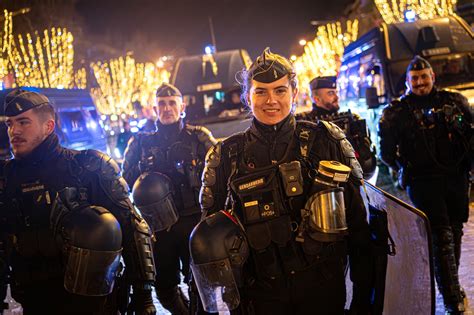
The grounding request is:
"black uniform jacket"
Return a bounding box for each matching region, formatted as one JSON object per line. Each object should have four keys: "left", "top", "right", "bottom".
{"left": 0, "top": 134, "right": 152, "bottom": 307}
{"left": 379, "top": 88, "right": 472, "bottom": 177}
{"left": 122, "top": 120, "right": 216, "bottom": 215}
{"left": 297, "top": 104, "right": 377, "bottom": 179}
{"left": 200, "top": 114, "right": 372, "bottom": 308}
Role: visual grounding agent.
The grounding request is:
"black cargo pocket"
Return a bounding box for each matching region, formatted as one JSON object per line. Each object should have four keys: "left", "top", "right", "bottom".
{"left": 246, "top": 223, "right": 272, "bottom": 251}
{"left": 247, "top": 223, "right": 282, "bottom": 279}
{"left": 268, "top": 216, "right": 292, "bottom": 246}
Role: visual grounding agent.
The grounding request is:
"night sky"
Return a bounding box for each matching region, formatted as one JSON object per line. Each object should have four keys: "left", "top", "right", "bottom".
{"left": 75, "top": 0, "right": 353, "bottom": 60}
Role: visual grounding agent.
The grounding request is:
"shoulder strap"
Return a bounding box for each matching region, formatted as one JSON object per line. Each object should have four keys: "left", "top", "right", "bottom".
{"left": 295, "top": 122, "right": 317, "bottom": 160}
{"left": 223, "top": 134, "right": 245, "bottom": 211}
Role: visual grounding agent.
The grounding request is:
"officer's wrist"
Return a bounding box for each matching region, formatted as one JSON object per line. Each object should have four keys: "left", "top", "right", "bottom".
{"left": 133, "top": 282, "right": 154, "bottom": 291}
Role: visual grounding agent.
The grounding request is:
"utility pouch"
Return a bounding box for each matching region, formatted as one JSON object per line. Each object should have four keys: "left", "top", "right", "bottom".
{"left": 278, "top": 161, "right": 304, "bottom": 197}
{"left": 231, "top": 168, "right": 284, "bottom": 224}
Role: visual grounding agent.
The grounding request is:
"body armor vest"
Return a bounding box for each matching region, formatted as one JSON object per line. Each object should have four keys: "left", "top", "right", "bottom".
{"left": 138, "top": 134, "right": 203, "bottom": 216}
{"left": 227, "top": 125, "right": 346, "bottom": 280}
{"left": 4, "top": 155, "right": 81, "bottom": 284}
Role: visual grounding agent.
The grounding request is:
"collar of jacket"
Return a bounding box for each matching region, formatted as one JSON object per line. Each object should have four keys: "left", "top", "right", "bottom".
{"left": 156, "top": 119, "right": 184, "bottom": 137}
{"left": 250, "top": 114, "right": 295, "bottom": 145}
{"left": 405, "top": 87, "right": 438, "bottom": 109}
{"left": 13, "top": 133, "right": 62, "bottom": 166}
{"left": 312, "top": 103, "right": 335, "bottom": 117}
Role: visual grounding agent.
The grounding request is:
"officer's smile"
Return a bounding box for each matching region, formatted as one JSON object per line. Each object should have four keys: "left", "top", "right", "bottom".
{"left": 263, "top": 108, "right": 280, "bottom": 113}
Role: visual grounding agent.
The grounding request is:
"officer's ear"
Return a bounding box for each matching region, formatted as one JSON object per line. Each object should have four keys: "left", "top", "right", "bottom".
{"left": 291, "top": 86, "right": 299, "bottom": 104}
{"left": 45, "top": 118, "right": 55, "bottom": 135}
{"left": 430, "top": 69, "right": 435, "bottom": 84}
{"left": 180, "top": 100, "right": 186, "bottom": 114}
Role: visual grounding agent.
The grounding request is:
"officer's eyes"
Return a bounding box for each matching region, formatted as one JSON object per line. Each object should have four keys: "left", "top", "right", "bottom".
{"left": 254, "top": 90, "right": 268, "bottom": 96}
{"left": 158, "top": 101, "right": 177, "bottom": 107}
{"left": 275, "top": 88, "right": 287, "bottom": 96}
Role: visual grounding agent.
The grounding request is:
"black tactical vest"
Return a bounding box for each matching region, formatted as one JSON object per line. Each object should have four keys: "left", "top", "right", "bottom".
{"left": 226, "top": 123, "right": 347, "bottom": 280}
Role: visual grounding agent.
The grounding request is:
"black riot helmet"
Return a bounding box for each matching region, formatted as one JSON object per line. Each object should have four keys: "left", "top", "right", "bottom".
{"left": 190, "top": 210, "right": 249, "bottom": 313}
{"left": 132, "top": 172, "right": 179, "bottom": 232}
{"left": 50, "top": 187, "right": 122, "bottom": 296}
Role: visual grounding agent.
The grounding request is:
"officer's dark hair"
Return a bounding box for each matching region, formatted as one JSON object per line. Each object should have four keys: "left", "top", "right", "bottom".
{"left": 236, "top": 48, "right": 297, "bottom": 106}
{"left": 31, "top": 103, "right": 55, "bottom": 122}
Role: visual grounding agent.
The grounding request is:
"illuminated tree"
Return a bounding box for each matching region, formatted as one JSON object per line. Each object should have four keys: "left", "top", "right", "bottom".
{"left": 90, "top": 55, "right": 170, "bottom": 115}
{"left": 8, "top": 27, "right": 84, "bottom": 88}
{"left": 375, "top": 0, "right": 457, "bottom": 24}
{"left": 294, "top": 19, "right": 359, "bottom": 97}
{"left": 1, "top": 10, "right": 13, "bottom": 81}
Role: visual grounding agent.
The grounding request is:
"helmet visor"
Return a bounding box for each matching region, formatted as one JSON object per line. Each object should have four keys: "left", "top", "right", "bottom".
{"left": 190, "top": 258, "right": 240, "bottom": 313}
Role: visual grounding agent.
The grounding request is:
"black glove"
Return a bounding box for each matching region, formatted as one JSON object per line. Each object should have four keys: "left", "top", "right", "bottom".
{"left": 129, "top": 287, "right": 156, "bottom": 315}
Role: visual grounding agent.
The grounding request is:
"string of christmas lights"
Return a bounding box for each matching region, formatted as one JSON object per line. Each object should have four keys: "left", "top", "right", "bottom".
{"left": 91, "top": 55, "right": 170, "bottom": 115}
{"left": 8, "top": 27, "right": 79, "bottom": 88}
{"left": 1, "top": 10, "right": 13, "bottom": 81}
{"left": 375, "top": 0, "right": 457, "bottom": 24}
{"left": 294, "top": 19, "right": 359, "bottom": 96}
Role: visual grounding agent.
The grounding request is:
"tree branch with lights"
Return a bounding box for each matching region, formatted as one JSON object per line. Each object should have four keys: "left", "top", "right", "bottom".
{"left": 374, "top": 0, "right": 457, "bottom": 24}
{"left": 90, "top": 55, "right": 170, "bottom": 115}
{"left": 7, "top": 27, "right": 86, "bottom": 89}
{"left": 294, "top": 19, "right": 359, "bottom": 97}
{"left": 1, "top": 10, "right": 13, "bottom": 83}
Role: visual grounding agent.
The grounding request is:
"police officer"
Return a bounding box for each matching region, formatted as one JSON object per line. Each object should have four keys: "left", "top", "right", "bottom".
{"left": 122, "top": 83, "right": 216, "bottom": 314}
{"left": 196, "top": 48, "right": 373, "bottom": 314}
{"left": 0, "top": 89, "right": 156, "bottom": 314}
{"left": 297, "top": 76, "right": 377, "bottom": 179}
{"left": 379, "top": 56, "right": 472, "bottom": 315}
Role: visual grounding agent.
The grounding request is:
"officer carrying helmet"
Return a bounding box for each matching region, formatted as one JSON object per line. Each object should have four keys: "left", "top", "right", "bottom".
{"left": 123, "top": 83, "right": 217, "bottom": 314}
{"left": 0, "top": 89, "right": 156, "bottom": 314}
{"left": 196, "top": 48, "right": 373, "bottom": 314}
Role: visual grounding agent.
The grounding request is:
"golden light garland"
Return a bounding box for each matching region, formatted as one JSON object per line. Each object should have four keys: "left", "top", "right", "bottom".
{"left": 74, "top": 67, "right": 87, "bottom": 89}
{"left": 8, "top": 27, "right": 80, "bottom": 88}
{"left": 375, "top": 0, "right": 457, "bottom": 24}
{"left": 91, "top": 55, "right": 170, "bottom": 115}
{"left": 294, "top": 19, "right": 359, "bottom": 97}
{"left": 1, "top": 10, "right": 13, "bottom": 82}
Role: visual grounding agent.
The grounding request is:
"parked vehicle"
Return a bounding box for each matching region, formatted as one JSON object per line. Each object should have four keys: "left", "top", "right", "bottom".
{"left": 171, "top": 49, "right": 253, "bottom": 138}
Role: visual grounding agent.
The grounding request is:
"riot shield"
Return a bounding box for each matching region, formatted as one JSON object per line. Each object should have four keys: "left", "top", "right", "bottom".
{"left": 345, "top": 182, "right": 435, "bottom": 315}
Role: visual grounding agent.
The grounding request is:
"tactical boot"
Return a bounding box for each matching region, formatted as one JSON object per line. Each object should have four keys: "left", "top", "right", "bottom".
{"left": 432, "top": 228, "right": 464, "bottom": 315}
